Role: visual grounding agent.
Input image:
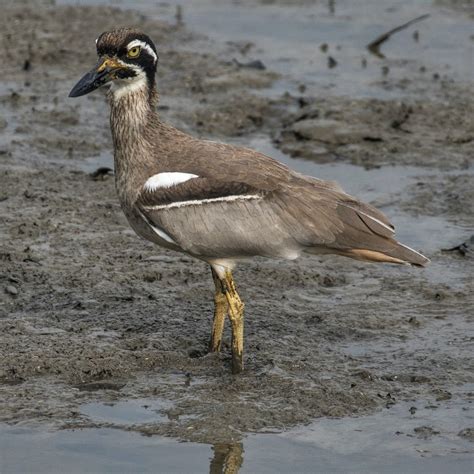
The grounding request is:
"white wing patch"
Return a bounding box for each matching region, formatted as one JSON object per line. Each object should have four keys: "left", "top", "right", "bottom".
{"left": 126, "top": 39, "right": 158, "bottom": 63}
{"left": 144, "top": 172, "right": 199, "bottom": 191}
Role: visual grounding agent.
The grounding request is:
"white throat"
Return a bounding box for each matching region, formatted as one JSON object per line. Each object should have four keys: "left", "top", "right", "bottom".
{"left": 110, "top": 75, "right": 148, "bottom": 101}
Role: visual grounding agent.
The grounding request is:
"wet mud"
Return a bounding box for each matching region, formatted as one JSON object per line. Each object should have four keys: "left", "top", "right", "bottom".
{"left": 0, "top": 0, "right": 473, "bottom": 460}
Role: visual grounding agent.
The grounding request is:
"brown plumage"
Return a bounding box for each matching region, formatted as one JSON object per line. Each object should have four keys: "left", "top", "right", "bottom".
{"left": 69, "top": 28, "right": 429, "bottom": 374}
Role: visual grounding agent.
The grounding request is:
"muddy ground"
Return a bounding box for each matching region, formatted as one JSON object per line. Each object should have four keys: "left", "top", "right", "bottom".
{"left": 0, "top": 0, "right": 473, "bottom": 450}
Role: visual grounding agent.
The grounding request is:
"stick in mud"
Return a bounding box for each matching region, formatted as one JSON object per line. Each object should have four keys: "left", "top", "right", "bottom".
{"left": 367, "top": 14, "right": 430, "bottom": 58}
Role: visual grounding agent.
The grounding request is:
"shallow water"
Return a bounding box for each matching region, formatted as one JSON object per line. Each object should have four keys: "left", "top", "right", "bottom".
{"left": 1, "top": 389, "right": 472, "bottom": 473}
{"left": 59, "top": 0, "right": 474, "bottom": 98}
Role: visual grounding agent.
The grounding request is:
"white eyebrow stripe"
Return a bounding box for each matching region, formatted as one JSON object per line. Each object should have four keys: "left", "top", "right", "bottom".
{"left": 126, "top": 39, "right": 158, "bottom": 63}
{"left": 144, "top": 172, "right": 199, "bottom": 191}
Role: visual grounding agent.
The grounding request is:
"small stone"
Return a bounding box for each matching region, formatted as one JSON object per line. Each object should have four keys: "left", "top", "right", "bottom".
{"left": 5, "top": 285, "right": 18, "bottom": 295}
{"left": 408, "top": 316, "right": 420, "bottom": 327}
{"left": 434, "top": 390, "right": 452, "bottom": 401}
{"left": 414, "top": 426, "right": 440, "bottom": 439}
{"left": 327, "top": 56, "right": 338, "bottom": 68}
{"left": 458, "top": 428, "right": 474, "bottom": 442}
{"left": 290, "top": 118, "right": 359, "bottom": 144}
{"left": 444, "top": 235, "right": 474, "bottom": 257}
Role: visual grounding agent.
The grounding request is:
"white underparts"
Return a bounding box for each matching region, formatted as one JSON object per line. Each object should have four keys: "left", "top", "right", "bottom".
{"left": 126, "top": 39, "right": 158, "bottom": 64}
{"left": 144, "top": 194, "right": 262, "bottom": 211}
{"left": 144, "top": 172, "right": 199, "bottom": 191}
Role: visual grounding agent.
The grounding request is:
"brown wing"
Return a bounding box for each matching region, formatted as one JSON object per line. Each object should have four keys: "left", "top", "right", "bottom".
{"left": 139, "top": 131, "right": 427, "bottom": 265}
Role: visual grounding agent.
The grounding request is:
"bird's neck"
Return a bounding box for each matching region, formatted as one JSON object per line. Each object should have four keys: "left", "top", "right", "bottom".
{"left": 108, "top": 77, "right": 158, "bottom": 134}
{"left": 108, "top": 79, "right": 159, "bottom": 201}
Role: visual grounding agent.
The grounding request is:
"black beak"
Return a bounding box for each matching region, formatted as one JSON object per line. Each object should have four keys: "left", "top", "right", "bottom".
{"left": 69, "top": 69, "right": 108, "bottom": 97}
{"left": 69, "top": 59, "right": 123, "bottom": 98}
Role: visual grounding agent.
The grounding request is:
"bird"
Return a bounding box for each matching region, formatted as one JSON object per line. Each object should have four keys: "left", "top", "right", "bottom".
{"left": 69, "top": 28, "right": 429, "bottom": 374}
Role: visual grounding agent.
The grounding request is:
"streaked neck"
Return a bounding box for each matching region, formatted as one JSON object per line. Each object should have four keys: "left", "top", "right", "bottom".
{"left": 108, "top": 79, "right": 159, "bottom": 193}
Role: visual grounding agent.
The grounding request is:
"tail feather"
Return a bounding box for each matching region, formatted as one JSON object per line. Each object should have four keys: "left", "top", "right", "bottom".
{"left": 332, "top": 201, "right": 429, "bottom": 266}
{"left": 288, "top": 179, "right": 429, "bottom": 267}
{"left": 343, "top": 241, "right": 429, "bottom": 267}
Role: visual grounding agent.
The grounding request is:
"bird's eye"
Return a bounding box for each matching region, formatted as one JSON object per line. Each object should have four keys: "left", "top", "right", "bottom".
{"left": 127, "top": 46, "right": 141, "bottom": 58}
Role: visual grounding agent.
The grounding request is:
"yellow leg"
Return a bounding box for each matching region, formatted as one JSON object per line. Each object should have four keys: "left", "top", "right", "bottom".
{"left": 209, "top": 267, "right": 228, "bottom": 352}
{"left": 223, "top": 270, "right": 245, "bottom": 374}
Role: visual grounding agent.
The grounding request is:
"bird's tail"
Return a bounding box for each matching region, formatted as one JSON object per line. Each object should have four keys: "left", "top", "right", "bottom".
{"left": 339, "top": 240, "right": 429, "bottom": 267}
{"left": 289, "top": 179, "right": 430, "bottom": 267}
{"left": 306, "top": 198, "right": 430, "bottom": 267}
{"left": 331, "top": 201, "right": 430, "bottom": 266}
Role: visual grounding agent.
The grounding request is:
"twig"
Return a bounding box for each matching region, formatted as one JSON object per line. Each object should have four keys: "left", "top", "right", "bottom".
{"left": 367, "top": 14, "right": 430, "bottom": 58}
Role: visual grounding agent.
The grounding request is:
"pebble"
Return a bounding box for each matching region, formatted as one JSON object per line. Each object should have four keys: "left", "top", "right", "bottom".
{"left": 290, "top": 118, "right": 370, "bottom": 145}
{"left": 327, "top": 56, "right": 338, "bottom": 68}
{"left": 5, "top": 285, "right": 18, "bottom": 295}
{"left": 458, "top": 428, "right": 474, "bottom": 442}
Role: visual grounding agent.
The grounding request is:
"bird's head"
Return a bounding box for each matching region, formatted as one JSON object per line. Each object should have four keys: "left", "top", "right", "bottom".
{"left": 69, "top": 28, "right": 158, "bottom": 99}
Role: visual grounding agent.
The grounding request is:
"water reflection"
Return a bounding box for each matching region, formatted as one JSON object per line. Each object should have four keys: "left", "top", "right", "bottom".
{"left": 328, "top": 0, "right": 335, "bottom": 15}
{"left": 77, "top": 400, "right": 245, "bottom": 472}
{"left": 2, "top": 394, "right": 473, "bottom": 474}
{"left": 209, "top": 443, "right": 244, "bottom": 474}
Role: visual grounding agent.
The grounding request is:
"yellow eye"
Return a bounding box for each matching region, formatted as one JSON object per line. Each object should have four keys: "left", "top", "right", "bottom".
{"left": 127, "top": 46, "right": 141, "bottom": 58}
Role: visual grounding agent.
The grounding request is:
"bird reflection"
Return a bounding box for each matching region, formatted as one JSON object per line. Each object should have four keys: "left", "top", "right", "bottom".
{"left": 209, "top": 443, "right": 244, "bottom": 474}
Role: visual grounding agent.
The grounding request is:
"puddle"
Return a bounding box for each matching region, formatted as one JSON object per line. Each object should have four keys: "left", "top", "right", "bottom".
{"left": 1, "top": 391, "right": 473, "bottom": 473}
{"left": 80, "top": 398, "right": 170, "bottom": 425}
{"left": 0, "top": 426, "right": 210, "bottom": 474}
{"left": 244, "top": 391, "right": 474, "bottom": 473}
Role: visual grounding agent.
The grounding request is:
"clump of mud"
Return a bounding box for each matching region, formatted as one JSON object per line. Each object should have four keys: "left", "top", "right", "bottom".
{"left": 275, "top": 93, "right": 474, "bottom": 169}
